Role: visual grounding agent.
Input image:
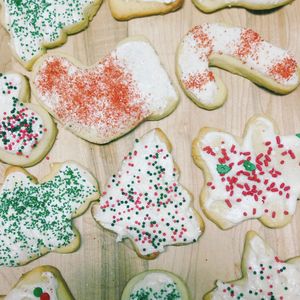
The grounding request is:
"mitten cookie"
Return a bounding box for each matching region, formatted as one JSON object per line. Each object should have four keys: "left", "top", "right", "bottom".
{"left": 109, "top": 0, "right": 182, "bottom": 21}
{"left": 121, "top": 270, "right": 191, "bottom": 300}
{"left": 31, "top": 37, "right": 178, "bottom": 144}
{"left": 193, "top": 0, "right": 292, "bottom": 13}
{"left": 1, "top": 266, "right": 74, "bottom": 300}
{"left": 176, "top": 23, "right": 300, "bottom": 110}
{"left": 0, "top": 0, "right": 102, "bottom": 70}
{"left": 92, "top": 129, "right": 203, "bottom": 259}
{"left": 204, "top": 231, "right": 300, "bottom": 299}
{"left": 0, "top": 72, "right": 57, "bottom": 167}
{"left": 0, "top": 162, "right": 99, "bottom": 266}
{"left": 193, "top": 115, "right": 300, "bottom": 230}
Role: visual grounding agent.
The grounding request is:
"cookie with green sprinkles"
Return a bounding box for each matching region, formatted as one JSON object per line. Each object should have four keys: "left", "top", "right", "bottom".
{"left": 0, "top": 72, "right": 57, "bottom": 167}
{"left": 0, "top": 161, "right": 99, "bottom": 266}
{"left": 121, "top": 270, "right": 191, "bottom": 300}
{"left": 1, "top": 265, "right": 74, "bottom": 300}
{"left": 92, "top": 128, "right": 204, "bottom": 259}
{"left": 204, "top": 231, "right": 300, "bottom": 300}
{"left": 0, "top": 0, "right": 102, "bottom": 70}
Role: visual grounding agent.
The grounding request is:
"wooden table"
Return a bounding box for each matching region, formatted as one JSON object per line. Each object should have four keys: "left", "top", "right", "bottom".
{"left": 1, "top": 1, "right": 300, "bottom": 299}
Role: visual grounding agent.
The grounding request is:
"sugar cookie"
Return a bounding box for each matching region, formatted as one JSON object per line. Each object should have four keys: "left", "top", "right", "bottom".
{"left": 0, "top": 162, "right": 99, "bottom": 266}
{"left": 32, "top": 37, "right": 178, "bottom": 144}
{"left": 92, "top": 129, "right": 203, "bottom": 259}
{"left": 177, "top": 23, "right": 299, "bottom": 110}
{"left": 193, "top": 115, "right": 300, "bottom": 229}
{"left": 0, "top": 72, "right": 57, "bottom": 167}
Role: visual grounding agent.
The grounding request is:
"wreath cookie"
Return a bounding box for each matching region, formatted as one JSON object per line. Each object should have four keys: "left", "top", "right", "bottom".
{"left": 0, "top": 72, "right": 57, "bottom": 167}
{"left": 193, "top": 115, "right": 300, "bottom": 229}
{"left": 0, "top": 162, "right": 99, "bottom": 266}
{"left": 176, "top": 23, "right": 299, "bottom": 110}
{"left": 31, "top": 37, "right": 178, "bottom": 144}
{"left": 92, "top": 129, "right": 203, "bottom": 259}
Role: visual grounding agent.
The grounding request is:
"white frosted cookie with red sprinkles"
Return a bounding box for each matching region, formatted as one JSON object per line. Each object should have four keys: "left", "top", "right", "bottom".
{"left": 193, "top": 0, "right": 293, "bottom": 13}
{"left": 176, "top": 23, "right": 300, "bottom": 110}
{"left": 192, "top": 115, "right": 300, "bottom": 230}
{"left": 204, "top": 231, "right": 300, "bottom": 300}
{"left": 92, "top": 129, "right": 204, "bottom": 259}
{"left": 0, "top": 72, "right": 57, "bottom": 167}
{"left": 1, "top": 265, "right": 74, "bottom": 300}
{"left": 31, "top": 37, "right": 178, "bottom": 144}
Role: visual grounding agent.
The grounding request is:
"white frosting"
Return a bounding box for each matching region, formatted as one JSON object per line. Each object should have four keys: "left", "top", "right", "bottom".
{"left": 130, "top": 273, "right": 181, "bottom": 299}
{"left": 93, "top": 130, "right": 201, "bottom": 256}
{"left": 212, "top": 234, "right": 300, "bottom": 299}
{"left": 0, "top": 73, "right": 44, "bottom": 156}
{"left": 130, "top": 0, "right": 175, "bottom": 3}
{"left": 178, "top": 23, "right": 298, "bottom": 106}
{"left": 197, "top": 116, "right": 300, "bottom": 228}
{"left": 5, "top": 272, "right": 58, "bottom": 300}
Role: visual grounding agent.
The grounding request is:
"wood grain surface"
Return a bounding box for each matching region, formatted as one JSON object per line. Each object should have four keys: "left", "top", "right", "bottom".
{"left": 1, "top": 1, "right": 300, "bottom": 299}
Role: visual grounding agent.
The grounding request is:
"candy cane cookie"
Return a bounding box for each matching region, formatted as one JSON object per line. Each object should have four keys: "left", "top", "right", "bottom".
{"left": 0, "top": 0, "right": 102, "bottom": 70}
{"left": 193, "top": 115, "right": 300, "bottom": 230}
{"left": 0, "top": 72, "right": 57, "bottom": 167}
{"left": 31, "top": 37, "right": 178, "bottom": 144}
{"left": 177, "top": 23, "right": 300, "bottom": 110}
{"left": 1, "top": 266, "right": 74, "bottom": 300}
{"left": 0, "top": 162, "right": 99, "bottom": 266}
{"left": 204, "top": 231, "right": 300, "bottom": 300}
{"left": 92, "top": 129, "right": 203, "bottom": 259}
{"left": 193, "top": 0, "right": 293, "bottom": 13}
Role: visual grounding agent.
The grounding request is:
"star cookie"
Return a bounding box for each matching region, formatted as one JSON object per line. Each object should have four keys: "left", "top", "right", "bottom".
{"left": 92, "top": 128, "right": 203, "bottom": 259}
{"left": 193, "top": 115, "right": 300, "bottom": 229}
{"left": 0, "top": 162, "right": 99, "bottom": 266}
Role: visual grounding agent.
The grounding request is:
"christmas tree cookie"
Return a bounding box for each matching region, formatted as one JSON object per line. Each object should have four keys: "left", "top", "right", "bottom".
{"left": 121, "top": 270, "right": 191, "bottom": 300}
{"left": 1, "top": 0, "right": 102, "bottom": 69}
{"left": 31, "top": 37, "right": 178, "bottom": 144}
{"left": 0, "top": 162, "right": 99, "bottom": 266}
{"left": 1, "top": 266, "right": 74, "bottom": 300}
{"left": 92, "top": 129, "right": 204, "bottom": 259}
{"left": 0, "top": 72, "right": 57, "bottom": 167}
{"left": 193, "top": 115, "right": 300, "bottom": 230}
{"left": 204, "top": 231, "right": 300, "bottom": 299}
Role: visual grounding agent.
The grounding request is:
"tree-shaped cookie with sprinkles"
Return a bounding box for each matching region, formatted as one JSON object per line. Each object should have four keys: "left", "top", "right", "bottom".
{"left": 193, "top": 115, "right": 300, "bottom": 230}
{"left": 0, "top": 72, "right": 57, "bottom": 167}
{"left": 92, "top": 129, "right": 204, "bottom": 259}
{"left": 204, "top": 231, "right": 300, "bottom": 299}
{"left": 1, "top": 265, "right": 74, "bottom": 300}
{"left": 0, "top": 0, "right": 102, "bottom": 70}
{"left": 0, "top": 161, "right": 99, "bottom": 266}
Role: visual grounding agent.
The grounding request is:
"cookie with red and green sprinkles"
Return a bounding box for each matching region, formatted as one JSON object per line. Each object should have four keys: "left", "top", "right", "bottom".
{"left": 204, "top": 231, "right": 300, "bottom": 300}
{"left": 0, "top": 72, "right": 57, "bottom": 167}
{"left": 1, "top": 0, "right": 102, "bottom": 69}
{"left": 121, "top": 270, "right": 191, "bottom": 300}
{"left": 193, "top": 115, "right": 300, "bottom": 230}
{"left": 0, "top": 161, "right": 99, "bottom": 266}
{"left": 92, "top": 128, "right": 204, "bottom": 259}
{"left": 2, "top": 265, "right": 74, "bottom": 300}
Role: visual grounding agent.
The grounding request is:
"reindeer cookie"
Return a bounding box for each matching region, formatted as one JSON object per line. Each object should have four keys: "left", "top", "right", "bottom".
{"left": 92, "top": 129, "right": 203, "bottom": 259}
{"left": 0, "top": 162, "right": 99, "bottom": 266}
{"left": 193, "top": 115, "right": 300, "bottom": 229}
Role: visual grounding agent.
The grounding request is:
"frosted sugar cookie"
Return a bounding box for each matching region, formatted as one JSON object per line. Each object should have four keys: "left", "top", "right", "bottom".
{"left": 0, "top": 72, "right": 57, "bottom": 167}
{"left": 193, "top": 115, "right": 300, "bottom": 229}
{"left": 177, "top": 23, "right": 299, "bottom": 110}
{"left": 31, "top": 37, "right": 178, "bottom": 144}
{"left": 0, "top": 162, "right": 99, "bottom": 266}
{"left": 0, "top": 0, "right": 102, "bottom": 69}
{"left": 1, "top": 266, "right": 74, "bottom": 300}
{"left": 92, "top": 129, "right": 203, "bottom": 259}
{"left": 193, "top": 0, "right": 293, "bottom": 13}
{"left": 109, "top": 0, "right": 183, "bottom": 21}
{"left": 121, "top": 270, "right": 191, "bottom": 300}
{"left": 204, "top": 231, "right": 300, "bottom": 299}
